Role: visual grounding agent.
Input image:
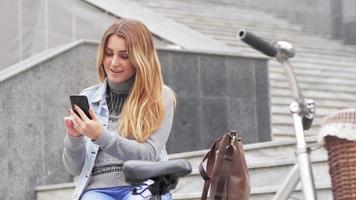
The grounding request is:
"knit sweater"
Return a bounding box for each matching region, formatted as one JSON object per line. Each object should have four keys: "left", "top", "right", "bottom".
{"left": 86, "top": 78, "right": 131, "bottom": 189}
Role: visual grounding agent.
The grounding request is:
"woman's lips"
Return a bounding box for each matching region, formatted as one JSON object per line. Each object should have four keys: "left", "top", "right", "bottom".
{"left": 110, "top": 68, "right": 124, "bottom": 74}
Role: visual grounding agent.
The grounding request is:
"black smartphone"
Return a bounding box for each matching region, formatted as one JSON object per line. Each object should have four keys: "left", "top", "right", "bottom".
{"left": 70, "top": 95, "right": 92, "bottom": 120}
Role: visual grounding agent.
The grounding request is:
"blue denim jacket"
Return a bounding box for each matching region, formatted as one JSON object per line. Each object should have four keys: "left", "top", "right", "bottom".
{"left": 63, "top": 80, "right": 173, "bottom": 200}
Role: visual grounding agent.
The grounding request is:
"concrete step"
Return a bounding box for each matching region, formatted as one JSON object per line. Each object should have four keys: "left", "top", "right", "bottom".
{"left": 192, "top": 25, "right": 342, "bottom": 44}
{"left": 159, "top": 13, "right": 304, "bottom": 32}
{"left": 271, "top": 95, "right": 356, "bottom": 109}
{"left": 227, "top": 40, "right": 356, "bottom": 56}
{"left": 167, "top": 136, "right": 322, "bottom": 168}
{"left": 271, "top": 115, "right": 323, "bottom": 127}
{"left": 271, "top": 105, "right": 340, "bottom": 117}
{"left": 232, "top": 46, "right": 355, "bottom": 63}
{"left": 227, "top": 38, "right": 356, "bottom": 55}
{"left": 271, "top": 88, "right": 356, "bottom": 102}
{"left": 269, "top": 73, "right": 356, "bottom": 88}
{"left": 186, "top": 21, "right": 336, "bottom": 42}
{"left": 277, "top": 59, "right": 356, "bottom": 72}
{"left": 169, "top": 138, "right": 329, "bottom": 198}
{"left": 173, "top": 159, "right": 329, "bottom": 197}
{"left": 270, "top": 80, "right": 356, "bottom": 94}
{"left": 269, "top": 68, "right": 356, "bottom": 83}
{"left": 148, "top": 6, "right": 289, "bottom": 20}
{"left": 184, "top": 23, "right": 338, "bottom": 44}
{"left": 36, "top": 183, "right": 74, "bottom": 200}
{"left": 271, "top": 125, "right": 321, "bottom": 138}
{"left": 185, "top": 22, "right": 348, "bottom": 46}
{"left": 176, "top": 22, "right": 340, "bottom": 46}
{"left": 174, "top": 149, "right": 328, "bottom": 188}
{"left": 269, "top": 65, "right": 356, "bottom": 81}
{"left": 172, "top": 184, "right": 332, "bottom": 200}
{"left": 269, "top": 61, "right": 356, "bottom": 75}
{"left": 133, "top": 1, "right": 300, "bottom": 26}
{"left": 271, "top": 124, "right": 321, "bottom": 139}
{"left": 202, "top": 26, "right": 332, "bottom": 44}
{"left": 256, "top": 53, "right": 356, "bottom": 69}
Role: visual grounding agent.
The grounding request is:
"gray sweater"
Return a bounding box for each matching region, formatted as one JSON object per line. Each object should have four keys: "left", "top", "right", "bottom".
{"left": 86, "top": 80, "right": 130, "bottom": 189}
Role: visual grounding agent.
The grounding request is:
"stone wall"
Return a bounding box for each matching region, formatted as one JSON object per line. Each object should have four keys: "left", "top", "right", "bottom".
{"left": 159, "top": 50, "right": 270, "bottom": 153}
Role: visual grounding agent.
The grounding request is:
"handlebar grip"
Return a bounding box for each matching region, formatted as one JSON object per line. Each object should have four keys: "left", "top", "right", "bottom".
{"left": 239, "top": 29, "right": 277, "bottom": 57}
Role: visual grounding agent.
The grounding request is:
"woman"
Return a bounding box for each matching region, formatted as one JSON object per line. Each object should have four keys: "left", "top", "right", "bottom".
{"left": 63, "top": 18, "right": 175, "bottom": 200}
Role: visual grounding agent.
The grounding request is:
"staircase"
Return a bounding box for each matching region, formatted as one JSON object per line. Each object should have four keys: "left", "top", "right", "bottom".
{"left": 35, "top": 0, "right": 356, "bottom": 199}
{"left": 131, "top": 0, "right": 356, "bottom": 140}
{"left": 36, "top": 137, "right": 332, "bottom": 199}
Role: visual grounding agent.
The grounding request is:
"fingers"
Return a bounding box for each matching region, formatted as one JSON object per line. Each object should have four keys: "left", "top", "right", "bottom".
{"left": 89, "top": 107, "right": 98, "bottom": 121}
{"left": 74, "top": 105, "right": 90, "bottom": 123}
{"left": 70, "top": 107, "right": 92, "bottom": 134}
{"left": 64, "top": 116, "right": 75, "bottom": 127}
{"left": 64, "top": 119, "right": 71, "bottom": 128}
{"left": 70, "top": 109, "right": 83, "bottom": 130}
{"left": 64, "top": 116, "right": 83, "bottom": 137}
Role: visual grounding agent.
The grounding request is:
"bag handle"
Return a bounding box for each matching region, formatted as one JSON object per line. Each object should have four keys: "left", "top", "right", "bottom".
{"left": 199, "top": 155, "right": 209, "bottom": 180}
{"left": 200, "top": 136, "right": 223, "bottom": 200}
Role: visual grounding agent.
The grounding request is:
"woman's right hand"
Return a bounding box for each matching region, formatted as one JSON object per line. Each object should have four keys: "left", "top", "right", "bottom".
{"left": 64, "top": 116, "right": 82, "bottom": 137}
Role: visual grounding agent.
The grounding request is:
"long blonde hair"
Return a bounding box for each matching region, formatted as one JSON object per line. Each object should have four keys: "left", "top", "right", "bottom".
{"left": 96, "top": 18, "right": 174, "bottom": 142}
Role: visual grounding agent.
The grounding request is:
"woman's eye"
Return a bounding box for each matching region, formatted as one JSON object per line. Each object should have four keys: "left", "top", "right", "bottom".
{"left": 121, "top": 54, "right": 129, "bottom": 59}
{"left": 105, "top": 51, "right": 113, "bottom": 56}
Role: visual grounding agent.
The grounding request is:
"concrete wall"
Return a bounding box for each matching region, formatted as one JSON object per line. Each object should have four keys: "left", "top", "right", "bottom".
{"left": 0, "top": 41, "right": 269, "bottom": 199}
{"left": 0, "top": 43, "right": 98, "bottom": 200}
{"left": 160, "top": 50, "right": 270, "bottom": 153}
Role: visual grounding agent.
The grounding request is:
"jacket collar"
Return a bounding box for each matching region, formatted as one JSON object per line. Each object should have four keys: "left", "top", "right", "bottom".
{"left": 91, "top": 79, "right": 108, "bottom": 103}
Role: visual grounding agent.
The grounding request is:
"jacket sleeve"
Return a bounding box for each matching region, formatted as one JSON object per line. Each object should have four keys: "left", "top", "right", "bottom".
{"left": 92, "top": 86, "right": 175, "bottom": 161}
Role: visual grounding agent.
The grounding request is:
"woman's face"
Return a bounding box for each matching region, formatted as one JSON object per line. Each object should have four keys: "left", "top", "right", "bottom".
{"left": 103, "top": 35, "right": 136, "bottom": 84}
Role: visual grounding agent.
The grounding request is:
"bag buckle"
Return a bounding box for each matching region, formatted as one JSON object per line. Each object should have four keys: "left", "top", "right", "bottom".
{"left": 227, "top": 130, "right": 238, "bottom": 151}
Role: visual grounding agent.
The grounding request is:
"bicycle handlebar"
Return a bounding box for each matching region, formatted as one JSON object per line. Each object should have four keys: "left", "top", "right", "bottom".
{"left": 239, "top": 29, "right": 277, "bottom": 57}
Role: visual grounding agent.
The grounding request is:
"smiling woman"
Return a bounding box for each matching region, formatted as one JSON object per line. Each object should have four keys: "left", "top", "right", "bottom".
{"left": 62, "top": 18, "right": 176, "bottom": 200}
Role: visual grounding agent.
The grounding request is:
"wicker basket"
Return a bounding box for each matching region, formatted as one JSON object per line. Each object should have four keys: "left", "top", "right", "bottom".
{"left": 324, "top": 136, "right": 356, "bottom": 200}
{"left": 320, "top": 108, "right": 356, "bottom": 200}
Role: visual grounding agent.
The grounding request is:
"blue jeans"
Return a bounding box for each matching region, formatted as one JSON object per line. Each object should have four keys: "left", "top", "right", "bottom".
{"left": 80, "top": 185, "right": 172, "bottom": 200}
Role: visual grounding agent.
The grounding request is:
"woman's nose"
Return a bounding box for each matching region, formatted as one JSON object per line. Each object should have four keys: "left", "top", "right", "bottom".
{"left": 111, "top": 56, "right": 120, "bottom": 66}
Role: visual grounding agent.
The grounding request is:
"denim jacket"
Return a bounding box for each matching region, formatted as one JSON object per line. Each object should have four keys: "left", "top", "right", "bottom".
{"left": 63, "top": 80, "right": 174, "bottom": 200}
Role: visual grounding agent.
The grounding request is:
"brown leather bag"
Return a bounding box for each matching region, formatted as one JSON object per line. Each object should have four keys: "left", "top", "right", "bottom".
{"left": 199, "top": 131, "right": 250, "bottom": 200}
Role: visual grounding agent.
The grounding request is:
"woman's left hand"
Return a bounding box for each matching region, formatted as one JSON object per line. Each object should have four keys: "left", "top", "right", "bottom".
{"left": 70, "top": 105, "right": 103, "bottom": 140}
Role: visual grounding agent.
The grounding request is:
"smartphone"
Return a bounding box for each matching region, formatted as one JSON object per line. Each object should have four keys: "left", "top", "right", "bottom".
{"left": 70, "top": 95, "right": 92, "bottom": 120}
